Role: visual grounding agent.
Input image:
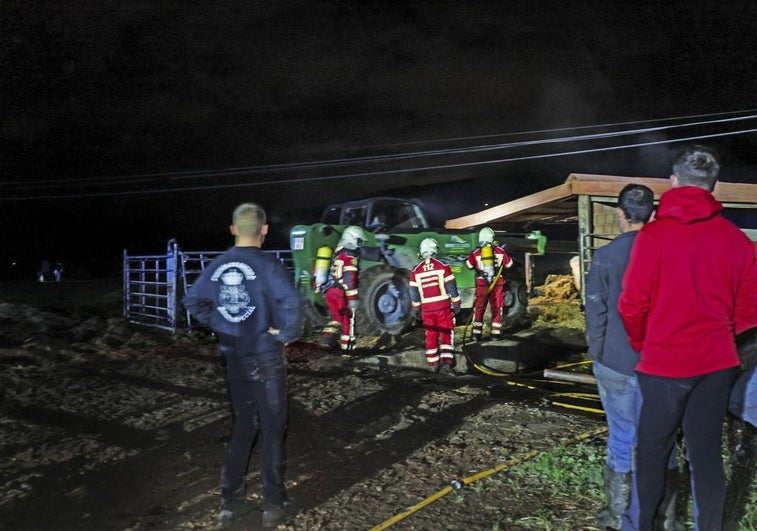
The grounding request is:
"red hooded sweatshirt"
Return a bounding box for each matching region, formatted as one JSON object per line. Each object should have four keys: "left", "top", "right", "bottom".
{"left": 618, "top": 186, "right": 757, "bottom": 378}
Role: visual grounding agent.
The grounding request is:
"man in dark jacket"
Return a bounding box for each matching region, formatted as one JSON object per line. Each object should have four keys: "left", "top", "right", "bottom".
{"left": 585, "top": 184, "right": 655, "bottom": 530}
{"left": 183, "top": 203, "right": 304, "bottom": 529}
{"left": 618, "top": 146, "right": 757, "bottom": 531}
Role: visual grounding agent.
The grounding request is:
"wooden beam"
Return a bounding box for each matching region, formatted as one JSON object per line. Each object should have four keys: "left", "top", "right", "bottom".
{"left": 445, "top": 182, "right": 573, "bottom": 229}
{"left": 567, "top": 173, "right": 757, "bottom": 203}
{"left": 712, "top": 181, "right": 757, "bottom": 203}
{"left": 445, "top": 173, "right": 757, "bottom": 230}
{"left": 568, "top": 174, "right": 671, "bottom": 199}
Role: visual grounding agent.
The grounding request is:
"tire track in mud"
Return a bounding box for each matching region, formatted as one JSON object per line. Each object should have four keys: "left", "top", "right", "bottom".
{"left": 0, "top": 348, "right": 231, "bottom": 529}
{"left": 282, "top": 366, "right": 597, "bottom": 520}
{"left": 1, "top": 337, "right": 605, "bottom": 530}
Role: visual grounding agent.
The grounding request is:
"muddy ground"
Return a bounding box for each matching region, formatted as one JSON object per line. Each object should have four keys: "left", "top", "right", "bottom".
{"left": 0, "top": 280, "right": 752, "bottom": 531}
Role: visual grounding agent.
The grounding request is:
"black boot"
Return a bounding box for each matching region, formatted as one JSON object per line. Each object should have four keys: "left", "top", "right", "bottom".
{"left": 724, "top": 419, "right": 756, "bottom": 530}
{"left": 596, "top": 465, "right": 631, "bottom": 530}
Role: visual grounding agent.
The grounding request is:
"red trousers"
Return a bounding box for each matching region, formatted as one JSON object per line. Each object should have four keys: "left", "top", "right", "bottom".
{"left": 421, "top": 308, "right": 455, "bottom": 367}
{"left": 472, "top": 278, "right": 505, "bottom": 336}
{"left": 324, "top": 287, "right": 355, "bottom": 351}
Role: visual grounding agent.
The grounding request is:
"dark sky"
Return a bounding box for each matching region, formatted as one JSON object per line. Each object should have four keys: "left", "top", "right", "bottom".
{"left": 2, "top": 1, "right": 757, "bottom": 275}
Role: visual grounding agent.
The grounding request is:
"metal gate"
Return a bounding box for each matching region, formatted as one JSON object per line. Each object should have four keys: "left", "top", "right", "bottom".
{"left": 123, "top": 240, "right": 292, "bottom": 332}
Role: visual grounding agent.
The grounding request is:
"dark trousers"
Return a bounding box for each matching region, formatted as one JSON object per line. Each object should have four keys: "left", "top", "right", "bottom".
{"left": 218, "top": 341, "right": 288, "bottom": 510}
{"left": 635, "top": 368, "right": 737, "bottom": 531}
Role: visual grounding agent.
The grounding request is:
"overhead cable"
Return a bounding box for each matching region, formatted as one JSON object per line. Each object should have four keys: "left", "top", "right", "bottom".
{"left": 3, "top": 110, "right": 756, "bottom": 190}
{"left": 3, "top": 126, "right": 756, "bottom": 201}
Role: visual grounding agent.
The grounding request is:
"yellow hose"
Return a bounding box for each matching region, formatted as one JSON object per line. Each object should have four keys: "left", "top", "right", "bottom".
{"left": 467, "top": 358, "right": 602, "bottom": 409}
{"left": 368, "top": 425, "right": 609, "bottom": 530}
{"left": 549, "top": 402, "right": 605, "bottom": 415}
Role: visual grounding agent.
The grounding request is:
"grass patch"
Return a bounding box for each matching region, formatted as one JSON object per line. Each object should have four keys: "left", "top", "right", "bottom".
{"left": 487, "top": 425, "right": 757, "bottom": 530}
{"left": 506, "top": 440, "right": 605, "bottom": 530}
{"left": 512, "top": 441, "right": 605, "bottom": 494}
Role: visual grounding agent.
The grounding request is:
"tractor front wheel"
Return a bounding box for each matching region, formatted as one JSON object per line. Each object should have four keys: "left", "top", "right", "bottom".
{"left": 504, "top": 279, "right": 528, "bottom": 327}
{"left": 357, "top": 265, "right": 414, "bottom": 336}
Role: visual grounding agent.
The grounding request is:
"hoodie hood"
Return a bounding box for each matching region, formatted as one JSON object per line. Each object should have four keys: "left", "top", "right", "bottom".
{"left": 656, "top": 186, "right": 722, "bottom": 224}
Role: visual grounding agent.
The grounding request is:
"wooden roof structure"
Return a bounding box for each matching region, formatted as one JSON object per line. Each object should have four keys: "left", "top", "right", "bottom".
{"left": 445, "top": 173, "right": 757, "bottom": 229}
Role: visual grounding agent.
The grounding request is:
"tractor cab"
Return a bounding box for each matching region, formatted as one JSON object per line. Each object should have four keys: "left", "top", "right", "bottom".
{"left": 320, "top": 197, "right": 430, "bottom": 232}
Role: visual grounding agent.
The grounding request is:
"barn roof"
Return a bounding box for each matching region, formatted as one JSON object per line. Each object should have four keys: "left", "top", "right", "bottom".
{"left": 444, "top": 173, "right": 757, "bottom": 229}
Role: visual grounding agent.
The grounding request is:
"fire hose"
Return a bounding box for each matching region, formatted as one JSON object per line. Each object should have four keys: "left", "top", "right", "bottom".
{"left": 368, "top": 424, "right": 608, "bottom": 530}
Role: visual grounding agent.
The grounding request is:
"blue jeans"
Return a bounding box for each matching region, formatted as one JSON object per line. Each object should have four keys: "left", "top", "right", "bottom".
{"left": 593, "top": 361, "right": 636, "bottom": 473}
{"left": 729, "top": 366, "right": 757, "bottom": 427}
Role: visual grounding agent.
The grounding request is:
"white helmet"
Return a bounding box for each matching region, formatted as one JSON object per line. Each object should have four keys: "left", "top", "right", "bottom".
{"left": 420, "top": 237, "right": 438, "bottom": 258}
{"left": 478, "top": 226, "right": 495, "bottom": 245}
{"left": 339, "top": 226, "right": 366, "bottom": 250}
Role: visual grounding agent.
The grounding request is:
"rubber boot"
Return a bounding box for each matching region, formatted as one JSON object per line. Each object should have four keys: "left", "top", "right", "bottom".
{"left": 596, "top": 465, "right": 631, "bottom": 530}
{"left": 655, "top": 467, "right": 685, "bottom": 531}
{"left": 724, "top": 419, "right": 756, "bottom": 530}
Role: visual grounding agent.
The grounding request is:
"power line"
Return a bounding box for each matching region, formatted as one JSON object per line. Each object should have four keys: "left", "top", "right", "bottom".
{"left": 351, "top": 108, "right": 757, "bottom": 149}
{"left": 3, "top": 109, "right": 756, "bottom": 190}
{"left": 4, "top": 127, "right": 756, "bottom": 201}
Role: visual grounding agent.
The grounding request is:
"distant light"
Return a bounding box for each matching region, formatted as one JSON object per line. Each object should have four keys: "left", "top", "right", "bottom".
{"left": 483, "top": 203, "right": 489, "bottom": 207}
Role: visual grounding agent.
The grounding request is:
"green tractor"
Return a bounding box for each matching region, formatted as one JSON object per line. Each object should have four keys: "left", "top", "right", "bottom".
{"left": 289, "top": 197, "right": 546, "bottom": 336}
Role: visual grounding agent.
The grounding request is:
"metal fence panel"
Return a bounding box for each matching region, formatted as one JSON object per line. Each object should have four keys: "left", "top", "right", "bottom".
{"left": 123, "top": 241, "right": 292, "bottom": 332}
{"left": 123, "top": 241, "right": 180, "bottom": 332}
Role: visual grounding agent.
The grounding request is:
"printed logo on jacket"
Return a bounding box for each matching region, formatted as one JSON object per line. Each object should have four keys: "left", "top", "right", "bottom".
{"left": 211, "top": 262, "right": 257, "bottom": 322}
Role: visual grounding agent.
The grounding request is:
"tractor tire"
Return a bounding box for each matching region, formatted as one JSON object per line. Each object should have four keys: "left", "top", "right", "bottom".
{"left": 504, "top": 279, "right": 528, "bottom": 326}
{"left": 304, "top": 299, "right": 330, "bottom": 328}
{"left": 357, "top": 265, "right": 414, "bottom": 336}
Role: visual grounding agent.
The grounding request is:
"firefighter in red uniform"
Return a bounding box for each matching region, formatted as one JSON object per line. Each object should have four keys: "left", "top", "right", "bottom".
{"left": 409, "top": 238, "right": 461, "bottom": 374}
{"left": 321, "top": 226, "right": 365, "bottom": 353}
{"left": 465, "top": 226, "right": 513, "bottom": 341}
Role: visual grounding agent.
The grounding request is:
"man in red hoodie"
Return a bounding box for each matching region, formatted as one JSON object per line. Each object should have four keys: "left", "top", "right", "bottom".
{"left": 618, "top": 145, "right": 757, "bottom": 531}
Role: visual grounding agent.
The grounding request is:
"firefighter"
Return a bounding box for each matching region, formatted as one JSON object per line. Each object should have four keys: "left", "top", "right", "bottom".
{"left": 322, "top": 226, "right": 366, "bottom": 353}
{"left": 409, "top": 237, "right": 461, "bottom": 374}
{"left": 465, "top": 226, "right": 513, "bottom": 341}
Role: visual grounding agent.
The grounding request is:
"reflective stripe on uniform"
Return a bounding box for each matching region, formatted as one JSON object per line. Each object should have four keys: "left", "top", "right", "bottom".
{"left": 426, "top": 351, "right": 440, "bottom": 363}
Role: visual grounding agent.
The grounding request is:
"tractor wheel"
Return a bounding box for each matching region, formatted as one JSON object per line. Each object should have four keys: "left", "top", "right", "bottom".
{"left": 357, "top": 265, "right": 414, "bottom": 336}
{"left": 297, "top": 281, "right": 329, "bottom": 330}
{"left": 304, "top": 299, "right": 330, "bottom": 328}
{"left": 504, "top": 279, "right": 528, "bottom": 326}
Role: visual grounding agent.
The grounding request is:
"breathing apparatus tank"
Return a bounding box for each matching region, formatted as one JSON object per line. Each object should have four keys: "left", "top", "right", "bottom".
{"left": 313, "top": 245, "right": 333, "bottom": 291}
{"left": 480, "top": 243, "right": 495, "bottom": 282}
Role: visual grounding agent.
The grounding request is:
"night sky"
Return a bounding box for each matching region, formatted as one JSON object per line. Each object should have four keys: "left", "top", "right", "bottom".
{"left": 2, "top": 1, "right": 757, "bottom": 277}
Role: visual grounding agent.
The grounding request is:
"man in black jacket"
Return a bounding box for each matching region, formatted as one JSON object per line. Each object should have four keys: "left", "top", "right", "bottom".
{"left": 183, "top": 203, "right": 304, "bottom": 528}
{"left": 585, "top": 184, "right": 657, "bottom": 530}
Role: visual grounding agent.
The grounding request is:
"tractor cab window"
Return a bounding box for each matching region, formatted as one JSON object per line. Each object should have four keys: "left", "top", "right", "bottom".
{"left": 321, "top": 205, "right": 342, "bottom": 225}
{"left": 370, "top": 200, "right": 429, "bottom": 231}
{"left": 343, "top": 206, "right": 367, "bottom": 226}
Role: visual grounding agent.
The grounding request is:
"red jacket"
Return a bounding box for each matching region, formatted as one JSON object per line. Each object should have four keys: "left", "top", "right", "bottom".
{"left": 618, "top": 186, "right": 757, "bottom": 377}
{"left": 465, "top": 245, "right": 513, "bottom": 284}
{"left": 409, "top": 257, "right": 461, "bottom": 312}
{"left": 329, "top": 248, "right": 359, "bottom": 302}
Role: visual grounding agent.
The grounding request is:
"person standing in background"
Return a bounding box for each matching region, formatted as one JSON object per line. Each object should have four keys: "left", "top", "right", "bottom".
{"left": 465, "top": 226, "right": 513, "bottom": 341}
{"left": 321, "top": 225, "right": 366, "bottom": 354}
{"left": 409, "top": 237, "right": 461, "bottom": 374}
